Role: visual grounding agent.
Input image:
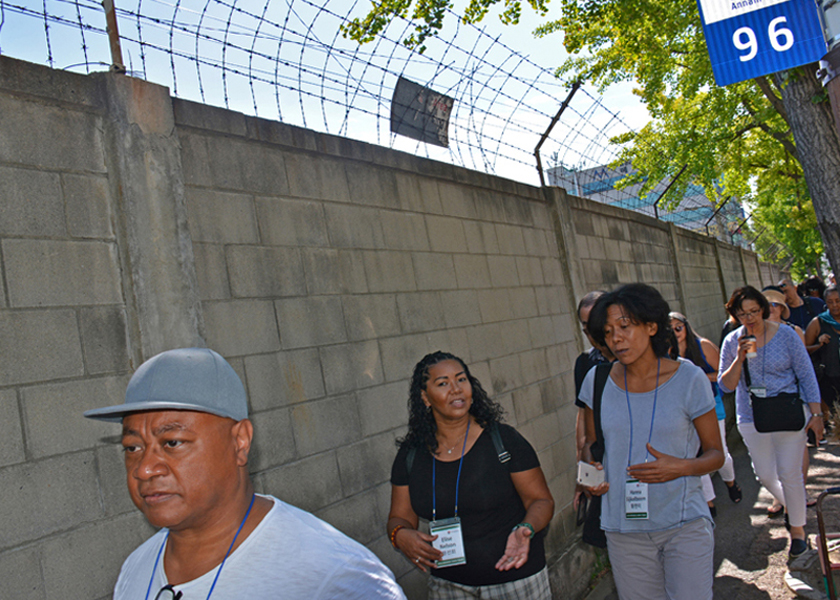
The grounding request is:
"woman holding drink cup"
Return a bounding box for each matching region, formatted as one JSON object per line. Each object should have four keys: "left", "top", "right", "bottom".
{"left": 718, "top": 286, "right": 823, "bottom": 558}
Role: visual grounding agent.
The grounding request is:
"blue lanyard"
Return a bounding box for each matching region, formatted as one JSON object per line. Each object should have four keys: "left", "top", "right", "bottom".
{"left": 145, "top": 494, "right": 256, "bottom": 600}
{"left": 624, "top": 359, "right": 660, "bottom": 469}
{"left": 432, "top": 419, "right": 470, "bottom": 521}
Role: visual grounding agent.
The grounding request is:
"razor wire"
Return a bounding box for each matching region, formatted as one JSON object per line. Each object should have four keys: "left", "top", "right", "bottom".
{"left": 0, "top": 0, "right": 745, "bottom": 238}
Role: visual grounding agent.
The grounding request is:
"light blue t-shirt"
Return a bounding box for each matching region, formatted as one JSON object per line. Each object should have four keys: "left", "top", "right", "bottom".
{"left": 580, "top": 360, "right": 715, "bottom": 533}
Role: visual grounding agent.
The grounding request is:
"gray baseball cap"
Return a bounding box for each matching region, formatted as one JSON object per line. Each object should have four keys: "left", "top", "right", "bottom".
{"left": 84, "top": 348, "right": 248, "bottom": 422}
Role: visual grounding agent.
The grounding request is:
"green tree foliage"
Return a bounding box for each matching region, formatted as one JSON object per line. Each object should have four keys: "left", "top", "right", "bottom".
{"left": 343, "top": 0, "right": 833, "bottom": 277}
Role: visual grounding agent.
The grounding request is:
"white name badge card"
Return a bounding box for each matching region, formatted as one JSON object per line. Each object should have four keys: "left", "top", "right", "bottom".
{"left": 625, "top": 479, "right": 649, "bottom": 520}
{"left": 429, "top": 517, "right": 467, "bottom": 568}
{"left": 750, "top": 386, "right": 767, "bottom": 398}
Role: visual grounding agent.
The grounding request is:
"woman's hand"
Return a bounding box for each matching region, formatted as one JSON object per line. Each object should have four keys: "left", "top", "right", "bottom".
{"left": 807, "top": 413, "right": 825, "bottom": 444}
{"left": 495, "top": 527, "right": 531, "bottom": 571}
{"left": 393, "top": 527, "right": 442, "bottom": 573}
{"left": 582, "top": 462, "right": 610, "bottom": 496}
{"left": 627, "top": 445, "right": 688, "bottom": 483}
{"left": 735, "top": 335, "right": 753, "bottom": 362}
{"left": 818, "top": 333, "right": 830, "bottom": 346}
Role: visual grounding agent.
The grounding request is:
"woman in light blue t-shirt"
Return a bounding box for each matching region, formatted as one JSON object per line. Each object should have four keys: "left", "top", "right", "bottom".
{"left": 579, "top": 283, "right": 723, "bottom": 600}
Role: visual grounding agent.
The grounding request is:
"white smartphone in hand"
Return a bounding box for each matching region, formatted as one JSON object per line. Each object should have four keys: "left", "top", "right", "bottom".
{"left": 577, "top": 461, "right": 605, "bottom": 486}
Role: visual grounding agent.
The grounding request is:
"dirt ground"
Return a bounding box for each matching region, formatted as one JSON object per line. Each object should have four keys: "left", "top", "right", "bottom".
{"left": 711, "top": 435, "right": 840, "bottom": 600}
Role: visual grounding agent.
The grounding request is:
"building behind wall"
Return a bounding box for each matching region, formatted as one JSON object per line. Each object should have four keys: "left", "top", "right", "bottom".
{"left": 547, "top": 162, "right": 748, "bottom": 247}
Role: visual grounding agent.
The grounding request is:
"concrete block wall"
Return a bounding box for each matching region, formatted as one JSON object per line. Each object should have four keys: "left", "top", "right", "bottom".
{"left": 0, "top": 58, "right": 152, "bottom": 600}
{"left": 673, "top": 230, "right": 728, "bottom": 342}
{"left": 0, "top": 55, "right": 784, "bottom": 600}
{"left": 567, "top": 195, "right": 681, "bottom": 306}
{"left": 718, "top": 244, "right": 747, "bottom": 300}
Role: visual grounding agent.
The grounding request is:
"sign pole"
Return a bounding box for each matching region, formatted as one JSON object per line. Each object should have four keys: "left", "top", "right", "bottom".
{"left": 817, "top": 0, "right": 840, "bottom": 145}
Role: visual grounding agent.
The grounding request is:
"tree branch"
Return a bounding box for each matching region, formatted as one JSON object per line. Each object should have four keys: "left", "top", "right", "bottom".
{"left": 754, "top": 76, "right": 789, "bottom": 126}
{"left": 741, "top": 100, "right": 799, "bottom": 160}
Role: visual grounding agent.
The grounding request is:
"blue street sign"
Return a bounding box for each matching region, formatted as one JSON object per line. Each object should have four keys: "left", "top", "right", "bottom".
{"left": 697, "top": 0, "right": 827, "bottom": 86}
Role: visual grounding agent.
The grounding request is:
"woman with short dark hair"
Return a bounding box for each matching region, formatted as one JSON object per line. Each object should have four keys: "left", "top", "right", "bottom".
{"left": 580, "top": 283, "right": 723, "bottom": 599}
{"left": 387, "top": 351, "right": 555, "bottom": 599}
{"left": 719, "top": 285, "right": 823, "bottom": 559}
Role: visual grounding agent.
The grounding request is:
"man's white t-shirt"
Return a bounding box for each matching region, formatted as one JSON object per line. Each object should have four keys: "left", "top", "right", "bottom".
{"left": 114, "top": 495, "right": 406, "bottom": 599}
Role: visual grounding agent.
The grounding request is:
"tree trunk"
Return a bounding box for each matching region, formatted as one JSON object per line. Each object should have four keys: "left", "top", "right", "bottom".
{"left": 776, "top": 66, "right": 840, "bottom": 278}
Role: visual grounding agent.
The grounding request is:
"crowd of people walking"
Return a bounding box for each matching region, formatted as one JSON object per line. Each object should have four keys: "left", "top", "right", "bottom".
{"left": 574, "top": 275, "right": 837, "bottom": 600}
{"left": 85, "top": 273, "right": 837, "bottom": 600}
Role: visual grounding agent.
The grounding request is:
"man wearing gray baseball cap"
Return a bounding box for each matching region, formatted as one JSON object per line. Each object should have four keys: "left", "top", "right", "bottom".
{"left": 85, "top": 347, "right": 405, "bottom": 600}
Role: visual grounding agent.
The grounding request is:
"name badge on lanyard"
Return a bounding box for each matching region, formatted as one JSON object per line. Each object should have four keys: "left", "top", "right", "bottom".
{"left": 750, "top": 386, "right": 767, "bottom": 398}
{"left": 431, "top": 420, "right": 471, "bottom": 568}
{"left": 429, "top": 517, "right": 467, "bottom": 567}
{"left": 623, "top": 360, "right": 658, "bottom": 523}
{"left": 625, "top": 479, "right": 649, "bottom": 520}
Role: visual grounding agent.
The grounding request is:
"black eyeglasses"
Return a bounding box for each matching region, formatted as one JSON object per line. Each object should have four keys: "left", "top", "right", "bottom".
{"left": 672, "top": 325, "right": 684, "bottom": 333}
{"left": 155, "top": 585, "right": 183, "bottom": 600}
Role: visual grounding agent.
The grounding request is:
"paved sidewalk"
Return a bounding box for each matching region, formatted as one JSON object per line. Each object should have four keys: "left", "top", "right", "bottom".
{"left": 587, "top": 436, "right": 840, "bottom": 600}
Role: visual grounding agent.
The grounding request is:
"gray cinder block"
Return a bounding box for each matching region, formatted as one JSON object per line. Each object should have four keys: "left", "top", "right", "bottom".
{"left": 41, "top": 513, "right": 154, "bottom": 600}
{"left": 22, "top": 376, "right": 128, "bottom": 459}
{"left": 63, "top": 173, "right": 113, "bottom": 239}
{"left": 4, "top": 239, "right": 121, "bottom": 307}
{"left": 362, "top": 251, "right": 417, "bottom": 293}
{"left": 342, "top": 294, "right": 400, "bottom": 341}
{"left": 184, "top": 188, "right": 258, "bottom": 244}
{"left": 0, "top": 166, "right": 65, "bottom": 237}
{"left": 262, "top": 452, "right": 342, "bottom": 513}
{"left": 302, "top": 248, "right": 368, "bottom": 295}
{"left": 291, "top": 394, "right": 362, "bottom": 456}
{"left": 250, "top": 407, "right": 296, "bottom": 471}
{"left": 255, "top": 196, "right": 329, "bottom": 247}
{"left": 0, "top": 94, "right": 105, "bottom": 172}
{"left": 79, "top": 306, "right": 130, "bottom": 375}
{"left": 0, "top": 451, "right": 102, "bottom": 548}
{"left": 202, "top": 299, "right": 280, "bottom": 356}
{"left": 244, "top": 348, "right": 326, "bottom": 411}
{"left": 320, "top": 340, "right": 385, "bottom": 395}
{"left": 0, "top": 390, "right": 24, "bottom": 468}
{"left": 227, "top": 245, "right": 306, "bottom": 299}
{"left": 0, "top": 309, "right": 83, "bottom": 385}
{"left": 356, "top": 380, "right": 409, "bottom": 437}
{"left": 275, "top": 296, "right": 347, "bottom": 348}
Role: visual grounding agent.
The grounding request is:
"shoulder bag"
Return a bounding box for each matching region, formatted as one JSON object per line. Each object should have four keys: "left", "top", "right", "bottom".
{"left": 582, "top": 363, "right": 612, "bottom": 548}
{"left": 743, "top": 359, "right": 805, "bottom": 433}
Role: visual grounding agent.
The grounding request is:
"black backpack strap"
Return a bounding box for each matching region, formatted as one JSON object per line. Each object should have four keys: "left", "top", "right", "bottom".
{"left": 406, "top": 446, "right": 416, "bottom": 476}
{"left": 488, "top": 421, "right": 511, "bottom": 465}
{"left": 743, "top": 357, "right": 752, "bottom": 388}
{"left": 591, "top": 363, "right": 612, "bottom": 463}
{"left": 406, "top": 422, "right": 511, "bottom": 476}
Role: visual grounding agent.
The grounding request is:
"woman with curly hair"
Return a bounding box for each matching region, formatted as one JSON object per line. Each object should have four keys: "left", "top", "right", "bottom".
{"left": 579, "top": 284, "right": 723, "bottom": 600}
{"left": 387, "top": 351, "right": 554, "bottom": 599}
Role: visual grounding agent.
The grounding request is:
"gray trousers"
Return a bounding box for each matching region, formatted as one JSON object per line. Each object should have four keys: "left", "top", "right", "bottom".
{"left": 606, "top": 518, "right": 714, "bottom": 600}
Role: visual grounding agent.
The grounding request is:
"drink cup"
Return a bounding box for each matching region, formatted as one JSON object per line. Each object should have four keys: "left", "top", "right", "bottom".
{"left": 743, "top": 335, "right": 757, "bottom": 358}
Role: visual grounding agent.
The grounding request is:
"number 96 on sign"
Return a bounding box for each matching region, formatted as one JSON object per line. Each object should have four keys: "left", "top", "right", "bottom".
{"left": 698, "top": 0, "right": 826, "bottom": 87}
